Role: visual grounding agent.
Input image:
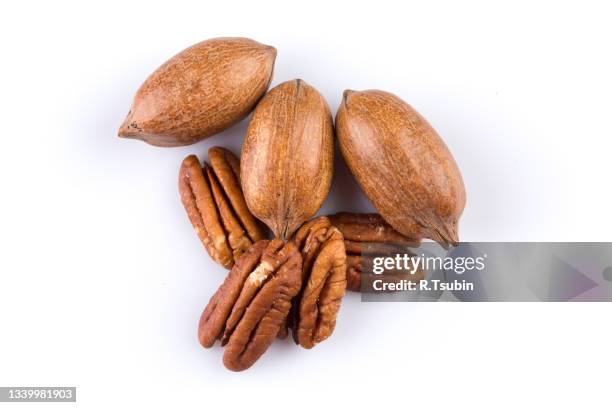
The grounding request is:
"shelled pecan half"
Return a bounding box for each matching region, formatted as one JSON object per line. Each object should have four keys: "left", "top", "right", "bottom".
{"left": 329, "top": 212, "right": 422, "bottom": 292}
{"left": 289, "top": 217, "right": 347, "bottom": 349}
{"left": 198, "top": 239, "right": 302, "bottom": 371}
{"left": 179, "top": 147, "right": 265, "bottom": 269}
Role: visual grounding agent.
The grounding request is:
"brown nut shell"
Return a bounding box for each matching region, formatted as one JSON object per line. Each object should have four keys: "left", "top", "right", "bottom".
{"left": 179, "top": 147, "right": 265, "bottom": 269}
{"left": 119, "top": 37, "right": 276, "bottom": 147}
{"left": 241, "top": 79, "right": 334, "bottom": 241}
{"left": 290, "top": 217, "right": 347, "bottom": 349}
{"left": 335, "top": 90, "right": 466, "bottom": 247}
{"left": 198, "top": 239, "right": 302, "bottom": 371}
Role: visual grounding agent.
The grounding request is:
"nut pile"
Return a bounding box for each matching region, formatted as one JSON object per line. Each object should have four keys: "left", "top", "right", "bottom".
{"left": 120, "top": 37, "right": 466, "bottom": 371}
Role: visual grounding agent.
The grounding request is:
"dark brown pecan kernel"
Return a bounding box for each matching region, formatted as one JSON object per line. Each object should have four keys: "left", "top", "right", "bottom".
{"left": 179, "top": 147, "right": 265, "bottom": 269}
{"left": 198, "top": 239, "right": 302, "bottom": 371}
{"left": 290, "top": 217, "right": 347, "bottom": 349}
{"left": 329, "top": 212, "right": 422, "bottom": 292}
{"left": 329, "top": 212, "right": 418, "bottom": 248}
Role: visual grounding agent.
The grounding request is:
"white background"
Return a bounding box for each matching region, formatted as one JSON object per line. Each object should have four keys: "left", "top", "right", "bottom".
{"left": 1, "top": 1, "right": 611, "bottom": 407}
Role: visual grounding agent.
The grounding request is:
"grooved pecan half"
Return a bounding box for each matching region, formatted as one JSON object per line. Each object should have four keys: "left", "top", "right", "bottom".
{"left": 329, "top": 212, "right": 422, "bottom": 292}
{"left": 289, "top": 217, "right": 347, "bottom": 349}
{"left": 198, "top": 239, "right": 302, "bottom": 371}
{"left": 179, "top": 147, "right": 265, "bottom": 269}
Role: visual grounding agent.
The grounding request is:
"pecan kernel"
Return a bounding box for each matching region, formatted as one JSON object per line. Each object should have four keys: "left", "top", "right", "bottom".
{"left": 329, "top": 212, "right": 422, "bottom": 292}
{"left": 198, "top": 239, "right": 302, "bottom": 371}
{"left": 290, "top": 217, "right": 347, "bottom": 349}
{"left": 179, "top": 147, "right": 265, "bottom": 269}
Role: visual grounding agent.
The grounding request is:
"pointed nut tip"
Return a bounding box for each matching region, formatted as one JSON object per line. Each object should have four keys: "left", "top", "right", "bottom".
{"left": 118, "top": 128, "right": 138, "bottom": 140}
{"left": 342, "top": 90, "right": 356, "bottom": 107}
{"left": 265, "top": 45, "right": 277, "bottom": 57}
{"left": 118, "top": 112, "right": 137, "bottom": 139}
{"left": 117, "top": 125, "right": 130, "bottom": 138}
{"left": 441, "top": 223, "right": 460, "bottom": 248}
{"left": 344, "top": 89, "right": 356, "bottom": 98}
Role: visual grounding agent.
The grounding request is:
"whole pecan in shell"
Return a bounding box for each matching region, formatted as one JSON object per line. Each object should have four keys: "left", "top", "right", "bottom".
{"left": 179, "top": 147, "right": 265, "bottom": 269}
{"left": 290, "top": 217, "right": 347, "bottom": 349}
{"left": 336, "top": 90, "right": 466, "bottom": 247}
{"left": 119, "top": 37, "right": 276, "bottom": 146}
{"left": 240, "top": 79, "right": 334, "bottom": 240}
{"left": 329, "top": 213, "right": 423, "bottom": 292}
{"left": 199, "top": 239, "right": 302, "bottom": 371}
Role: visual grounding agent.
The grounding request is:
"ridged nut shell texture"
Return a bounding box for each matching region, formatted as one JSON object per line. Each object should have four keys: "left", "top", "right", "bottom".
{"left": 241, "top": 79, "right": 334, "bottom": 241}
{"left": 335, "top": 90, "right": 466, "bottom": 247}
{"left": 119, "top": 37, "right": 276, "bottom": 147}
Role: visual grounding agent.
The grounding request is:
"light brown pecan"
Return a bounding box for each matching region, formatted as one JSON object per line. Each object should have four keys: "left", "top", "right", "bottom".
{"left": 289, "top": 217, "right": 347, "bottom": 349}
{"left": 240, "top": 79, "right": 334, "bottom": 241}
{"left": 179, "top": 147, "right": 265, "bottom": 269}
{"left": 329, "top": 212, "right": 422, "bottom": 292}
{"left": 198, "top": 239, "right": 302, "bottom": 371}
{"left": 336, "top": 90, "right": 466, "bottom": 247}
{"left": 118, "top": 38, "right": 276, "bottom": 147}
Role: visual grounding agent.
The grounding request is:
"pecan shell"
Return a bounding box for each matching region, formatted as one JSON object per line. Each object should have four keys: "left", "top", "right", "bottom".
{"left": 118, "top": 37, "right": 276, "bottom": 147}
{"left": 336, "top": 90, "right": 466, "bottom": 247}
{"left": 198, "top": 239, "right": 302, "bottom": 371}
{"left": 290, "top": 217, "right": 347, "bottom": 349}
{"left": 240, "top": 79, "right": 334, "bottom": 240}
{"left": 329, "top": 212, "right": 422, "bottom": 292}
{"left": 179, "top": 147, "right": 265, "bottom": 269}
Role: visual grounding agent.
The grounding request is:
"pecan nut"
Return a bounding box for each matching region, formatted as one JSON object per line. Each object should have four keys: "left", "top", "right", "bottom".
{"left": 179, "top": 147, "right": 265, "bottom": 269}
{"left": 329, "top": 212, "right": 422, "bottom": 292}
{"left": 336, "top": 90, "right": 466, "bottom": 247}
{"left": 289, "top": 217, "right": 347, "bottom": 349}
{"left": 198, "top": 239, "right": 302, "bottom": 371}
